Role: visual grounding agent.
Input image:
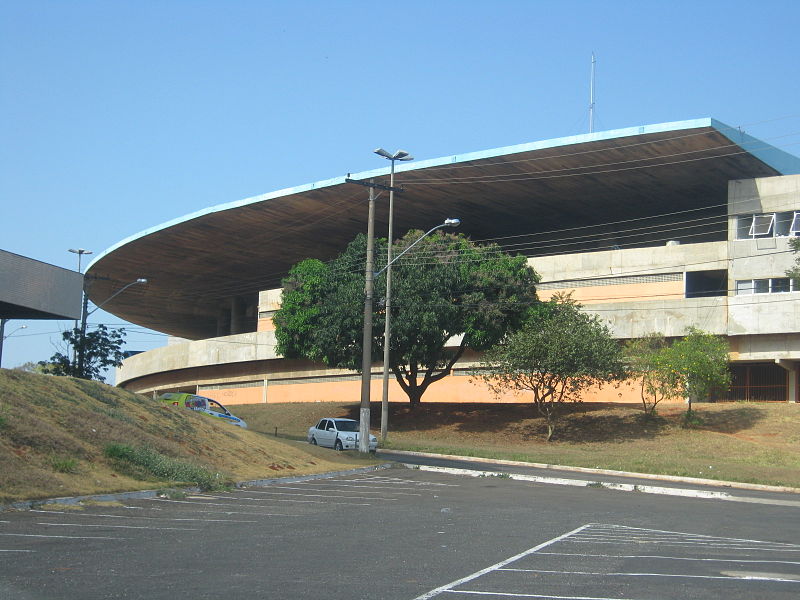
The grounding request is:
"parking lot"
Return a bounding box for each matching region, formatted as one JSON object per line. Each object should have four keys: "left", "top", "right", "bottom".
{"left": 1, "top": 467, "right": 799, "bottom": 599}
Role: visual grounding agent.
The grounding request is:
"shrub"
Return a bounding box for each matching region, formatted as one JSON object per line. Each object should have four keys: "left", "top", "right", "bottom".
{"left": 103, "top": 443, "right": 228, "bottom": 490}
{"left": 50, "top": 456, "right": 80, "bottom": 474}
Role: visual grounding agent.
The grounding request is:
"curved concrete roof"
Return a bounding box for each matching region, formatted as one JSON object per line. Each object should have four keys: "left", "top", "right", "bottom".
{"left": 87, "top": 118, "right": 800, "bottom": 339}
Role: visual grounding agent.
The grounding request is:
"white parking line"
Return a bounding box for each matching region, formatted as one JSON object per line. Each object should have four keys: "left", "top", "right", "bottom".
{"left": 536, "top": 552, "right": 800, "bottom": 565}
{"left": 234, "top": 490, "right": 400, "bottom": 501}
{"left": 37, "top": 522, "right": 199, "bottom": 531}
{"left": 0, "top": 533, "right": 125, "bottom": 540}
{"left": 439, "top": 593, "right": 633, "bottom": 599}
{"left": 498, "top": 567, "right": 800, "bottom": 584}
{"left": 412, "top": 524, "right": 591, "bottom": 600}
{"left": 267, "top": 485, "right": 424, "bottom": 496}
{"left": 415, "top": 522, "right": 800, "bottom": 599}
{"left": 0, "top": 549, "right": 36, "bottom": 553}
{"left": 147, "top": 496, "right": 371, "bottom": 507}
{"left": 30, "top": 510, "right": 257, "bottom": 523}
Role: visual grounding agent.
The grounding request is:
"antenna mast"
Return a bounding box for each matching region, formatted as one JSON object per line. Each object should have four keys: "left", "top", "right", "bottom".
{"left": 589, "top": 52, "right": 596, "bottom": 133}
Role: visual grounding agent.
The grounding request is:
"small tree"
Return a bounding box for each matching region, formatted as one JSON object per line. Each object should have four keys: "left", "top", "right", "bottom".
{"left": 625, "top": 333, "right": 681, "bottom": 416}
{"left": 667, "top": 327, "right": 731, "bottom": 415}
{"left": 42, "top": 325, "right": 127, "bottom": 382}
{"left": 479, "top": 295, "right": 624, "bottom": 441}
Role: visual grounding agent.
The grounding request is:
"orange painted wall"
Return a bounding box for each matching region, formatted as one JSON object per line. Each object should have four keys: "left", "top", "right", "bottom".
{"left": 257, "top": 317, "right": 276, "bottom": 332}
{"left": 199, "top": 386, "right": 264, "bottom": 405}
{"left": 538, "top": 281, "right": 684, "bottom": 304}
{"left": 204, "top": 373, "right": 660, "bottom": 406}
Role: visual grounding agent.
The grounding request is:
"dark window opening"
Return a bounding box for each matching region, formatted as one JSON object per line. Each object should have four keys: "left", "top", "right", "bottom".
{"left": 724, "top": 363, "right": 788, "bottom": 402}
{"left": 685, "top": 270, "right": 727, "bottom": 298}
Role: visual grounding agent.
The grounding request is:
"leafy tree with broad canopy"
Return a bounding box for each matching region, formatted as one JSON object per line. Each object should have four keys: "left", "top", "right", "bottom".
{"left": 41, "top": 325, "right": 127, "bottom": 382}
{"left": 274, "top": 230, "right": 540, "bottom": 406}
{"left": 479, "top": 294, "right": 624, "bottom": 441}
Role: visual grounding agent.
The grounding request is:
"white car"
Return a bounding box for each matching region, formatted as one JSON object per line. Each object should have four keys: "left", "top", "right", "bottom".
{"left": 307, "top": 418, "right": 378, "bottom": 452}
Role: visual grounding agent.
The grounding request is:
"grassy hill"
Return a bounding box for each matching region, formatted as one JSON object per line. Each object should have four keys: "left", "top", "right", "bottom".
{"left": 0, "top": 370, "right": 378, "bottom": 505}
{"left": 234, "top": 399, "right": 800, "bottom": 489}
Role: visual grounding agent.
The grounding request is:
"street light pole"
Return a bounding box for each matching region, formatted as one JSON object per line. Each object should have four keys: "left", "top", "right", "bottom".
{"left": 374, "top": 148, "right": 413, "bottom": 443}
{"left": 373, "top": 217, "right": 461, "bottom": 439}
{"left": 0, "top": 319, "right": 27, "bottom": 368}
{"left": 77, "top": 278, "right": 147, "bottom": 378}
{"left": 68, "top": 248, "right": 92, "bottom": 362}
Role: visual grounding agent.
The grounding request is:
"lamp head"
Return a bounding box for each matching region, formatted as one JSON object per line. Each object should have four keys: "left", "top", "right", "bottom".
{"left": 443, "top": 218, "right": 461, "bottom": 228}
{"left": 68, "top": 248, "right": 93, "bottom": 255}
{"left": 374, "top": 148, "right": 414, "bottom": 161}
{"left": 136, "top": 278, "right": 148, "bottom": 284}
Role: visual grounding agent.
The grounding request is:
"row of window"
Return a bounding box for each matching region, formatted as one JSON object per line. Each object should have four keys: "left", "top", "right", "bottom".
{"left": 735, "top": 277, "right": 796, "bottom": 295}
{"left": 736, "top": 211, "right": 800, "bottom": 239}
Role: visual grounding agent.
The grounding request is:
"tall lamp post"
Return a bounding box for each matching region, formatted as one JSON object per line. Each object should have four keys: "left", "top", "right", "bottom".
{"left": 69, "top": 248, "right": 92, "bottom": 361}
{"left": 77, "top": 278, "right": 147, "bottom": 377}
{"left": 0, "top": 320, "right": 28, "bottom": 368}
{"left": 374, "top": 217, "right": 461, "bottom": 441}
{"left": 373, "top": 148, "right": 414, "bottom": 442}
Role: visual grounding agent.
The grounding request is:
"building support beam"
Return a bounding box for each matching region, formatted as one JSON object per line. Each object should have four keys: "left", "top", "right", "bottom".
{"left": 775, "top": 359, "right": 797, "bottom": 403}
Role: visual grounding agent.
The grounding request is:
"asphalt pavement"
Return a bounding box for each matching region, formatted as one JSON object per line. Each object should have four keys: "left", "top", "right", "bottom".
{"left": 1, "top": 457, "right": 799, "bottom": 599}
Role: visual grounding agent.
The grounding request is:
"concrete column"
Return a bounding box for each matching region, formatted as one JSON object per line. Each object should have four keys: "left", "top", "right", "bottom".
{"left": 216, "top": 307, "right": 229, "bottom": 337}
{"left": 230, "top": 297, "right": 244, "bottom": 335}
{"left": 775, "top": 359, "right": 797, "bottom": 403}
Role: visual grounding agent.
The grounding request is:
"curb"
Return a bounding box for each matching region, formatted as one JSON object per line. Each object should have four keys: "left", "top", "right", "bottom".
{"left": 0, "top": 463, "right": 394, "bottom": 513}
{"left": 405, "top": 465, "right": 800, "bottom": 507}
{"left": 383, "top": 449, "right": 800, "bottom": 495}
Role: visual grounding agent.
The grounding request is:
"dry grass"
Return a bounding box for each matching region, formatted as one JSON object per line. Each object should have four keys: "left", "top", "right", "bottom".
{"left": 0, "top": 370, "right": 379, "bottom": 505}
{"left": 234, "top": 400, "right": 800, "bottom": 489}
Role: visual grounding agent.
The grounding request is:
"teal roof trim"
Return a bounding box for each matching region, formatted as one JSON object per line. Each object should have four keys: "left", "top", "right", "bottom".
{"left": 88, "top": 118, "right": 800, "bottom": 270}
{"left": 711, "top": 118, "right": 800, "bottom": 175}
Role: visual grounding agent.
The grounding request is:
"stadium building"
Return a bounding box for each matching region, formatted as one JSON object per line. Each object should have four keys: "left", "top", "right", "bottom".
{"left": 86, "top": 118, "right": 800, "bottom": 405}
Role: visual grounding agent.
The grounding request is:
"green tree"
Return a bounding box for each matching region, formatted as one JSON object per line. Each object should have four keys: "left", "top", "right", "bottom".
{"left": 479, "top": 294, "right": 624, "bottom": 441}
{"left": 787, "top": 237, "right": 800, "bottom": 283}
{"left": 666, "top": 327, "right": 731, "bottom": 416}
{"left": 274, "top": 231, "right": 539, "bottom": 406}
{"left": 624, "top": 333, "right": 681, "bottom": 416}
{"left": 42, "top": 325, "right": 127, "bottom": 382}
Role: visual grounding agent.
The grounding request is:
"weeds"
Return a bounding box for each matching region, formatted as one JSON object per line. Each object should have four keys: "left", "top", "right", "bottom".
{"left": 682, "top": 409, "right": 705, "bottom": 428}
{"left": 50, "top": 456, "right": 80, "bottom": 474}
{"left": 104, "top": 443, "right": 229, "bottom": 491}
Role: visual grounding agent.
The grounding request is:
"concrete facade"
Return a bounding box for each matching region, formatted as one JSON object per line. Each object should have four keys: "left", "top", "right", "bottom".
{"left": 117, "top": 174, "right": 800, "bottom": 405}
{"left": 111, "top": 127, "right": 800, "bottom": 404}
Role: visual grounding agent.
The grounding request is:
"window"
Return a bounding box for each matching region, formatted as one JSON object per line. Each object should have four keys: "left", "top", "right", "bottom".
{"left": 772, "top": 278, "right": 791, "bottom": 293}
{"left": 736, "top": 278, "right": 797, "bottom": 295}
{"left": 791, "top": 212, "right": 800, "bottom": 236}
{"left": 685, "top": 270, "right": 727, "bottom": 298}
{"left": 749, "top": 214, "right": 775, "bottom": 237}
{"left": 737, "top": 211, "right": 798, "bottom": 239}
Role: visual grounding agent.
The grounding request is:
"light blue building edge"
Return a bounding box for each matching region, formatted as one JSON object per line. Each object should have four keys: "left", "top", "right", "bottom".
{"left": 90, "top": 118, "right": 800, "bottom": 270}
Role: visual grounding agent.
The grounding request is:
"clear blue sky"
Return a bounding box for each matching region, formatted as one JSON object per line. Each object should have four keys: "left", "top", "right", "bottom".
{"left": 2, "top": 0, "right": 800, "bottom": 374}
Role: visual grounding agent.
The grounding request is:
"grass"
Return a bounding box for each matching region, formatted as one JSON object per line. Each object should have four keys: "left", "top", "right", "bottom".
{"left": 0, "top": 369, "right": 381, "bottom": 505}
{"left": 103, "top": 443, "right": 228, "bottom": 490}
{"left": 233, "top": 399, "right": 800, "bottom": 489}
